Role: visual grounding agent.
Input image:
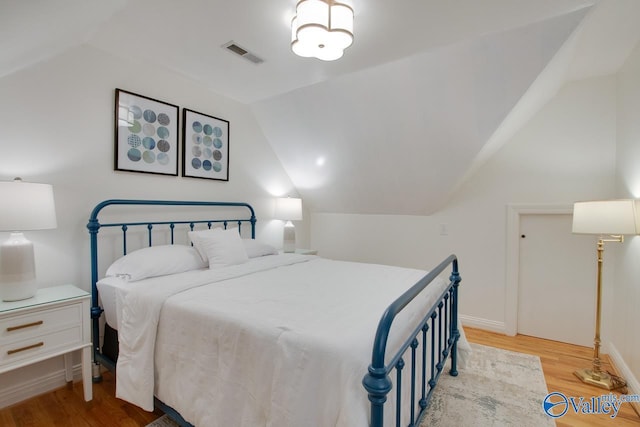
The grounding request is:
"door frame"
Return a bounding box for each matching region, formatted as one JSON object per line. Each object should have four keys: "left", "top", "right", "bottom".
{"left": 505, "top": 203, "right": 573, "bottom": 336}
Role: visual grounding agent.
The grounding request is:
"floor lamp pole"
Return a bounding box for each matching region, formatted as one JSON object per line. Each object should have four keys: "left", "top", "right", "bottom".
{"left": 574, "top": 236, "right": 622, "bottom": 390}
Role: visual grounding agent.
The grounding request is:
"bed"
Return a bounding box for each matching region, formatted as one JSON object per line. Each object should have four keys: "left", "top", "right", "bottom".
{"left": 87, "top": 199, "right": 470, "bottom": 427}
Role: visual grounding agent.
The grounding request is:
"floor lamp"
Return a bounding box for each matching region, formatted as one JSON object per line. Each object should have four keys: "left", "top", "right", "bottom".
{"left": 572, "top": 199, "right": 639, "bottom": 390}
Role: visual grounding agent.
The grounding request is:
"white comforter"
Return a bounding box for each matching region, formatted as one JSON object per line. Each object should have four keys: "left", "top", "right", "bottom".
{"left": 113, "top": 254, "right": 470, "bottom": 426}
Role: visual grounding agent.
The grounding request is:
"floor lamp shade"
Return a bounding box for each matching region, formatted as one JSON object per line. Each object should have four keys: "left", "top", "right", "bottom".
{"left": 0, "top": 178, "right": 57, "bottom": 301}
{"left": 274, "top": 197, "right": 303, "bottom": 253}
{"left": 572, "top": 199, "right": 639, "bottom": 235}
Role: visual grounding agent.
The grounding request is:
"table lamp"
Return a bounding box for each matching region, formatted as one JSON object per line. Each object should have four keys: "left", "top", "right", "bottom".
{"left": 274, "top": 197, "right": 302, "bottom": 253}
{"left": 572, "top": 199, "right": 639, "bottom": 389}
{"left": 0, "top": 178, "right": 57, "bottom": 301}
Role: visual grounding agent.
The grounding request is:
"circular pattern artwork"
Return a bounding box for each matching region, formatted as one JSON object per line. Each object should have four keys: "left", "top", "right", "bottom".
{"left": 116, "top": 89, "right": 178, "bottom": 175}
{"left": 128, "top": 134, "right": 141, "bottom": 148}
{"left": 143, "top": 137, "right": 156, "bottom": 150}
{"left": 157, "top": 126, "right": 170, "bottom": 139}
{"left": 128, "top": 120, "right": 141, "bottom": 133}
{"left": 157, "top": 140, "right": 170, "bottom": 152}
{"left": 183, "top": 109, "right": 229, "bottom": 181}
{"left": 142, "top": 123, "right": 155, "bottom": 137}
{"left": 143, "top": 110, "right": 157, "bottom": 123}
{"left": 127, "top": 148, "right": 141, "bottom": 161}
{"left": 130, "top": 105, "right": 142, "bottom": 119}
{"left": 157, "top": 152, "right": 170, "bottom": 165}
{"left": 143, "top": 150, "right": 156, "bottom": 163}
{"left": 157, "top": 113, "right": 170, "bottom": 126}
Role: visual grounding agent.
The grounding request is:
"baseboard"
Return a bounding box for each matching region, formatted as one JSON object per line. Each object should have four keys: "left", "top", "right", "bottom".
{"left": 460, "top": 314, "right": 506, "bottom": 334}
{"left": 0, "top": 364, "right": 83, "bottom": 409}
{"left": 607, "top": 342, "right": 640, "bottom": 416}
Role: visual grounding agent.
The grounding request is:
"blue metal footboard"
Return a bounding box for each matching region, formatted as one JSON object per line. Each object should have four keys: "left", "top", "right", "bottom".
{"left": 363, "top": 255, "right": 461, "bottom": 427}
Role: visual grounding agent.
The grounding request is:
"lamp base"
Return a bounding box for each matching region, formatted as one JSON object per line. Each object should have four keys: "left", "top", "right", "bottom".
{"left": 1, "top": 232, "right": 37, "bottom": 301}
{"left": 283, "top": 221, "right": 296, "bottom": 253}
{"left": 1, "top": 281, "right": 38, "bottom": 302}
{"left": 574, "top": 368, "right": 618, "bottom": 390}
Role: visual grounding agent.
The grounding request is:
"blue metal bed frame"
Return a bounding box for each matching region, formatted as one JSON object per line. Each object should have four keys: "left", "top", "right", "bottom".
{"left": 363, "top": 254, "right": 461, "bottom": 427}
{"left": 87, "top": 199, "right": 461, "bottom": 427}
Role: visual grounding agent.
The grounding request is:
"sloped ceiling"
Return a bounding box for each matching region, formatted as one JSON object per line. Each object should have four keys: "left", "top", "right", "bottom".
{"left": 252, "top": 10, "right": 589, "bottom": 214}
{"left": 2, "top": 0, "right": 640, "bottom": 215}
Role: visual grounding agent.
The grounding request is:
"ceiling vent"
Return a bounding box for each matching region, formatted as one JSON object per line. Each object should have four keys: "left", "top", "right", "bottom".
{"left": 222, "top": 41, "right": 264, "bottom": 64}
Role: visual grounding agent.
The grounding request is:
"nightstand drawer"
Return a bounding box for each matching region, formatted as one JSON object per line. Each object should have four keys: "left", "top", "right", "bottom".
{"left": 0, "top": 304, "right": 83, "bottom": 343}
{"left": 0, "top": 324, "right": 83, "bottom": 367}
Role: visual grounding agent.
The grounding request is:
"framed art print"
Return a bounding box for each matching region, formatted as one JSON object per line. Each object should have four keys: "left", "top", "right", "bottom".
{"left": 182, "top": 108, "right": 229, "bottom": 181}
{"left": 114, "top": 89, "right": 179, "bottom": 176}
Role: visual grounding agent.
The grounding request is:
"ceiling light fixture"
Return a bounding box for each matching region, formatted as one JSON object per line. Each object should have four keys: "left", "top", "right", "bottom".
{"left": 291, "top": 0, "right": 354, "bottom": 61}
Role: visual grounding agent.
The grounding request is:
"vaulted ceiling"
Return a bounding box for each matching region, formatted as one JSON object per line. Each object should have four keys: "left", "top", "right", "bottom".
{"left": 2, "top": 0, "right": 640, "bottom": 214}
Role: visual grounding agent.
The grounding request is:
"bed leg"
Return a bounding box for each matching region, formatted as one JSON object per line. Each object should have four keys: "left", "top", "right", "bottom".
{"left": 90, "top": 298, "right": 104, "bottom": 383}
{"left": 449, "top": 341, "right": 459, "bottom": 377}
{"left": 92, "top": 362, "right": 103, "bottom": 383}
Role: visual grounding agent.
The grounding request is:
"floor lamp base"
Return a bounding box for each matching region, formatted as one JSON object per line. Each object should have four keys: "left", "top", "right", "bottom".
{"left": 574, "top": 368, "right": 617, "bottom": 390}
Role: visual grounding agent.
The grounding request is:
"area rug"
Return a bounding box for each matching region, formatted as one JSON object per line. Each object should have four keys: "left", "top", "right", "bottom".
{"left": 147, "top": 344, "right": 553, "bottom": 427}
{"left": 420, "top": 343, "right": 554, "bottom": 426}
{"left": 146, "top": 415, "right": 179, "bottom": 427}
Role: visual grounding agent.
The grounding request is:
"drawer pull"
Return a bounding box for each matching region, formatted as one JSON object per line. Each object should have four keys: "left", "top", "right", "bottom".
{"left": 7, "top": 320, "right": 44, "bottom": 332}
{"left": 7, "top": 342, "right": 44, "bottom": 355}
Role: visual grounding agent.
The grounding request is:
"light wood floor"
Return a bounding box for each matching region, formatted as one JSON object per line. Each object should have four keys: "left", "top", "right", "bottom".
{"left": 1, "top": 328, "right": 638, "bottom": 426}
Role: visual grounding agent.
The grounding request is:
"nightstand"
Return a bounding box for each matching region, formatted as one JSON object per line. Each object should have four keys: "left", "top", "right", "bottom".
{"left": 0, "top": 285, "right": 92, "bottom": 401}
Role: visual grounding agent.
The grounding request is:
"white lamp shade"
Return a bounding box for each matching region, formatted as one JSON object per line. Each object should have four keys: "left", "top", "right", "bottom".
{"left": 572, "top": 199, "right": 639, "bottom": 235}
{"left": 274, "top": 197, "right": 303, "bottom": 221}
{"left": 0, "top": 179, "right": 57, "bottom": 231}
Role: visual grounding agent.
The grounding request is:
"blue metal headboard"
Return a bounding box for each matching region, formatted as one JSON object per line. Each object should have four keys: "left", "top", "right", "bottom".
{"left": 87, "top": 199, "right": 256, "bottom": 373}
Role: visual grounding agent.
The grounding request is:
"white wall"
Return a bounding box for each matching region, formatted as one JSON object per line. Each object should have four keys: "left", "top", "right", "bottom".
{"left": 613, "top": 40, "right": 640, "bottom": 392}
{"left": 312, "top": 75, "right": 617, "bottom": 330}
{"left": 0, "top": 45, "right": 306, "bottom": 407}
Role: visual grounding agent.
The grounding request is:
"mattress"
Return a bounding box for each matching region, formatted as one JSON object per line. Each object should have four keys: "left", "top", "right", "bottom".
{"left": 103, "top": 253, "right": 470, "bottom": 426}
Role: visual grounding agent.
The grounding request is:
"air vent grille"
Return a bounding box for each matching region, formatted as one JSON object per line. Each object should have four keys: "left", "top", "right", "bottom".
{"left": 222, "top": 41, "right": 264, "bottom": 64}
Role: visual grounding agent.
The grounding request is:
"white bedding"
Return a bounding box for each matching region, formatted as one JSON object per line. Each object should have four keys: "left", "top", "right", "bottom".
{"left": 97, "top": 275, "right": 129, "bottom": 328}
{"left": 109, "top": 254, "right": 471, "bottom": 426}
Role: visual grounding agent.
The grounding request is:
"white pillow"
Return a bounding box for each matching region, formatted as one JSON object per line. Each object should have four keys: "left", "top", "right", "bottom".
{"left": 105, "top": 244, "right": 206, "bottom": 282}
{"left": 242, "top": 239, "right": 278, "bottom": 258}
{"left": 189, "top": 228, "right": 249, "bottom": 268}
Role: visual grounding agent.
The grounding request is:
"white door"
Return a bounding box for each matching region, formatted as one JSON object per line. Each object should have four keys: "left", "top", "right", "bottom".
{"left": 518, "top": 214, "right": 596, "bottom": 346}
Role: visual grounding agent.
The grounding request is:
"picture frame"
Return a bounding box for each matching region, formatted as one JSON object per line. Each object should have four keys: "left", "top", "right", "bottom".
{"left": 182, "top": 108, "right": 230, "bottom": 181}
{"left": 114, "top": 88, "right": 179, "bottom": 176}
